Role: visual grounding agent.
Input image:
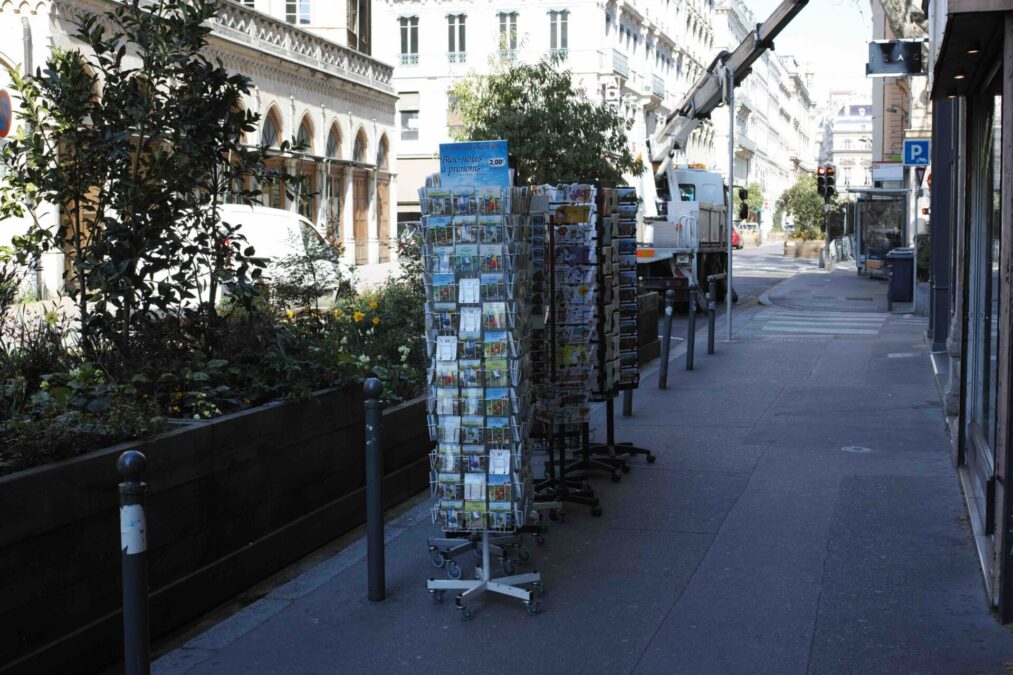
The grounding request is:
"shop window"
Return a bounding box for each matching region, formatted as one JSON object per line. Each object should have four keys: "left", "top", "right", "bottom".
{"left": 399, "top": 16, "right": 418, "bottom": 65}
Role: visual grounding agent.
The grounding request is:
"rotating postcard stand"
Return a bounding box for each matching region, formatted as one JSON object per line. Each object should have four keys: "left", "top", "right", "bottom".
{"left": 532, "top": 186, "right": 604, "bottom": 516}
{"left": 428, "top": 529, "right": 544, "bottom": 618}
{"left": 419, "top": 146, "right": 543, "bottom": 617}
{"left": 587, "top": 186, "right": 655, "bottom": 466}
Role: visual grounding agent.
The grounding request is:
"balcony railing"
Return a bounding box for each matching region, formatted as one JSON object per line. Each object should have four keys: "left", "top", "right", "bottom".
{"left": 212, "top": 0, "right": 394, "bottom": 93}
{"left": 652, "top": 75, "right": 665, "bottom": 99}
{"left": 612, "top": 48, "right": 629, "bottom": 78}
{"left": 498, "top": 49, "right": 518, "bottom": 61}
{"left": 448, "top": 52, "right": 467, "bottom": 64}
{"left": 400, "top": 53, "right": 419, "bottom": 66}
{"left": 549, "top": 47, "right": 569, "bottom": 61}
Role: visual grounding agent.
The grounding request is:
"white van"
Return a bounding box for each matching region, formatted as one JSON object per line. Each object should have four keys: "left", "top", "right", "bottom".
{"left": 211, "top": 204, "right": 347, "bottom": 304}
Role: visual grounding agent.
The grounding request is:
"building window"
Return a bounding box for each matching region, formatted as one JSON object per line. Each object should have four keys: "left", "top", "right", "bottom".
{"left": 549, "top": 10, "right": 568, "bottom": 59}
{"left": 400, "top": 110, "right": 419, "bottom": 141}
{"left": 498, "top": 12, "right": 518, "bottom": 59}
{"left": 285, "top": 0, "right": 310, "bottom": 25}
{"left": 241, "top": 0, "right": 255, "bottom": 7}
{"left": 261, "top": 113, "right": 279, "bottom": 148}
{"left": 448, "top": 14, "right": 466, "bottom": 63}
{"left": 399, "top": 16, "right": 419, "bottom": 65}
{"left": 347, "top": 0, "right": 370, "bottom": 55}
{"left": 326, "top": 128, "right": 341, "bottom": 158}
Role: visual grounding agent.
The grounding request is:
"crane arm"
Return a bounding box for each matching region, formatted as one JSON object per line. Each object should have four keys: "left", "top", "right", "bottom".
{"left": 650, "top": 0, "right": 810, "bottom": 169}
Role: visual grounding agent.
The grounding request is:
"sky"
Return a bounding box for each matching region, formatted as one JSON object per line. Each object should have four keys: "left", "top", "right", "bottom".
{"left": 747, "top": 0, "right": 873, "bottom": 107}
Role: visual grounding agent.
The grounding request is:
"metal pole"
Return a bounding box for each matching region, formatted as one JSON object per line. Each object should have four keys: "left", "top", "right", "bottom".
{"left": 364, "top": 377, "right": 385, "bottom": 602}
{"left": 823, "top": 203, "right": 832, "bottom": 271}
{"left": 708, "top": 279, "right": 717, "bottom": 354}
{"left": 658, "top": 289, "right": 675, "bottom": 389}
{"left": 725, "top": 64, "right": 734, "bottom": 342}
{"left": 622, "top": 389, "right": 632, "bottom": 417}
{"left": 118, "top": 450, "right": 150, "bottom": 675}
{"left": 686, "top": 284, "right": 696, "bottom": 371}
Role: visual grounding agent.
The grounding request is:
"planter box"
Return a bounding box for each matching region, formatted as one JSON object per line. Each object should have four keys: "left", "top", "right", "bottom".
{"left": 0, "top": 388, "right": 430, "bottom": 675}
{"left": 783, "top": 240, "right": 824, "bottom": 259}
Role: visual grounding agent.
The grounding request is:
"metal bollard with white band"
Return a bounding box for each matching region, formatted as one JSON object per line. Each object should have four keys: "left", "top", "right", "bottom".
{"left": 118, "top": 450, "right": 150, "bottom": 675}
{"left": 658, "top": 289, "right": 675, "bottom": 389}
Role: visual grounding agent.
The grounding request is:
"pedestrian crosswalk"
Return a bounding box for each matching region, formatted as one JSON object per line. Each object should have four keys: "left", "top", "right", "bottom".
{"left": 757, "top": 310, "right": 889, "bottom": 336}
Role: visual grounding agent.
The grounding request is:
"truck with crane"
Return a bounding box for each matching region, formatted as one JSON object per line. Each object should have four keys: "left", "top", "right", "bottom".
{"left": 636, "top": 0, "right": 809, "bottom": 303}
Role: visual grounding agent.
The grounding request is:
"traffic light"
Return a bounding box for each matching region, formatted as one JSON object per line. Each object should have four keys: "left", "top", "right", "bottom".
{"left": 817, "top": 166, "right": 827, "bottom": 197}
{"left": 825, "top": 165, "right": 836, "bottom": 201}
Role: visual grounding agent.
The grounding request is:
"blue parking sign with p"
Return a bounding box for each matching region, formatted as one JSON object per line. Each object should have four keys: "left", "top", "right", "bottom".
{"left": 903, "top": 139, "right": 930, "bottom": 166}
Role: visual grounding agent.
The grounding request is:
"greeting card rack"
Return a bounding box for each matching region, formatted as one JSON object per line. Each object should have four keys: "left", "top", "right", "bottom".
{"left": 419, "top": 183, "right": 544, "bottom": 617}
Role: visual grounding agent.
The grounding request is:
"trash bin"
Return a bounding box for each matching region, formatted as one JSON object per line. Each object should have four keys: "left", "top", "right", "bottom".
{"left": 886, "top": 247, "right": 915, "bottom": 303}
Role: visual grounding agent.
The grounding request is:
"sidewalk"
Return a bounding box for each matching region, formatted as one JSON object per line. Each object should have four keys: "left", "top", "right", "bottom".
{"left": 154, "top": 268, "right": 1013, "bottom": 675}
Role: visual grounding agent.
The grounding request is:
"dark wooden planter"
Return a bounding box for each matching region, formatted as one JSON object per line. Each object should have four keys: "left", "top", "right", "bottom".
{"left": 638, "top": 292, "right": 660, "bottom": 364}
{"left": 0, "top": 387, "right": 430, "bottom": 675}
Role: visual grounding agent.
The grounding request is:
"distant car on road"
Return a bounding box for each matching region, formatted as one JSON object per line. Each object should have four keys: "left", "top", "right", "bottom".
{"left": 732, "top": 226, "right": 743, "bottom": 249}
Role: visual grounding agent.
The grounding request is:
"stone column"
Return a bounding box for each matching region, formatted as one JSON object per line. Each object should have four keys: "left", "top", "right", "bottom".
{"left": 342, "top": 168, "right": 355, "bottom": 268}
{"left": 944, "top": 98, "right": 966, "bottom": 423}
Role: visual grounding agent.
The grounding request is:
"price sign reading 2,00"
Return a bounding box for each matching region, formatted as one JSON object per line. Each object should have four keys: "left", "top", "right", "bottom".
{"left": 488, "top": 157, "right": 506, "bottom": 168}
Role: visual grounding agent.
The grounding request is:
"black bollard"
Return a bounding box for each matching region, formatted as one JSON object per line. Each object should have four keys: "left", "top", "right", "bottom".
{"left": 364, "top": 378, "right": 386, "bottom": 602}
{"left": 622, "top": 388, "right": 632, "bottom": 417}
{"left": 708, "top": 280, "right": 717, "bottom": 355}
{"left": 118, "top": 450, "right": 150, "bottom": 675}
{"left": 658, "top": 289, "right": 675, "bottom": 389}
{"left": 686, "top": 285, "right": 697, "bottom": 371}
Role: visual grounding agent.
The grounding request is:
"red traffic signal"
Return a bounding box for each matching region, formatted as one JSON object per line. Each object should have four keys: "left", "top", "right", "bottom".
{"left": 817, "top": 166, "right": 827, "bottom": 196}
{"left": 825, "top": 164, "right": 837, "bottom": 199}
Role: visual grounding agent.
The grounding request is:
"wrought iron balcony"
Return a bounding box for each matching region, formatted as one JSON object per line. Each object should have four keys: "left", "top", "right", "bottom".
{"left": 612, "top": 49, "right": 629, "bottom": 78}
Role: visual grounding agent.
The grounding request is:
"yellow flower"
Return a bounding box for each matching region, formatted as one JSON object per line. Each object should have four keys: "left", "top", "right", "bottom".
{"left": 333, "top": 308, "right": 343, "bottom": 319}
{"left": 353, "top": 311, "right": 365, "bottom": 323}
{"left": 368, "top": 299, "right": 378, "bottom": 310}
{"left": 372, "top": 316, "right": 380, "bottom": 325}
{"left": 286, "top": 310, "right": 295, "bottom": 319}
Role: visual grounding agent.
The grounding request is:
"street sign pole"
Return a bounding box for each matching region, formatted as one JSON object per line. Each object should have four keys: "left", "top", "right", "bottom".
{"left": 725, "top": 64, "right": 734, "bottom": 342}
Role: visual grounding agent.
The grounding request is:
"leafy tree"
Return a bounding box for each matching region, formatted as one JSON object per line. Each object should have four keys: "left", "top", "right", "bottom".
{"left": 776, "top": 175, "right": 835, "bottom": 241}
{"left": 448, "top": 58, "right": 643, "bottom": 185}
{"left": 0, "top": 0, "right": 285, "bottom": 358}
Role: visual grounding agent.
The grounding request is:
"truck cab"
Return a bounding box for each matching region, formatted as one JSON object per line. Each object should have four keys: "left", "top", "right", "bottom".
{"left": 639, "top": 165, "right": 730, "bottom": 302}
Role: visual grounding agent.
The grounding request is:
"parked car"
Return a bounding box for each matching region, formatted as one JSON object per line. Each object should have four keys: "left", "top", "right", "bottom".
{"left": 732, "top": 226, "right": 743, "bottom": 249}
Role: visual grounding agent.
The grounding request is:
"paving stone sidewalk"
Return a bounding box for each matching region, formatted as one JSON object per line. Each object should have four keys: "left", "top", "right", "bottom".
{"left": 154, "top": 270, "right": 1013, "bottom": 675}
{"left": 762, "top": 264, "right": 891, "bottom": 313}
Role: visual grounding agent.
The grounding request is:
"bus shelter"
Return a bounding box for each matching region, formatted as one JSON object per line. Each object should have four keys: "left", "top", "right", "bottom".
{"left": 847, "top": 188, "right": 909, "bottom": 278}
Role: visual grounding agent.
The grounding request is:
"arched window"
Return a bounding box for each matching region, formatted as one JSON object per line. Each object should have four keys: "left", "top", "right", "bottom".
{"left": 353, "top": 129, "right": 367, "bottom": 163}
{"left": 326, "top": 124, "right": 341, "bottom": 158}
{"left": 296, "top": 115, "right": 313, "bottom": 153}
{"left": 262, "top": 108, "right": 281, "bottom": 148}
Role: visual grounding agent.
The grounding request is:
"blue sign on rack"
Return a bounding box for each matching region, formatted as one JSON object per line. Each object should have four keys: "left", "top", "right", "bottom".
{"left": 439, "top": 140, "right": 510, "bottom": 188}
{"left": 903, "top": 139, "right": 930, "bottom": 166}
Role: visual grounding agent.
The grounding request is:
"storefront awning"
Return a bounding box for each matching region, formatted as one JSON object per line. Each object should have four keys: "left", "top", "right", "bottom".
{"left": 931, "top": 0, "right": 1008, "bottom": 100}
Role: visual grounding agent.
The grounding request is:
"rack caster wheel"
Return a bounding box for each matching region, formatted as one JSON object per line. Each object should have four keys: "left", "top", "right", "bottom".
{"left": 502, "top": 557, "right": 517, "bottom": 576}
{"left": 591, "top": 506, "right": 603, "bottom": 517}
{"left": 532, "top": 581, "right": 546, "bottom": 597}
{"left": 430, "top": 589, "right": 444, "bottom": 604}
{"left": 647, "top": 453, "right": 657, "bottom": 464}
{"left": 517, "top": 546, "right": 531, "bottom": 562}
{"left": 535, "top": 534, "right": 546, "bottom": 546}
{"left": 430, "top": 548, "right": 445, "bottom": 568}
{"left": 525, "top": 600, "right": 542, "bottom": 616}
{"left": 459, "top": 605, "right": 474, "bottom": 621}
{"left": 446, "top": 560, "right": 462, "bottom": 580}
{"left": 621, "top": 463, "right": 631, "bottom": 473}
{"left": 611, "top": 472, "right": 622, "bottom": 482}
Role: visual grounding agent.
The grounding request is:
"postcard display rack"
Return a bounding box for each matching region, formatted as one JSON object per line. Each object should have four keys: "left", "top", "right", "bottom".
{"left": 530, "top": 185, "right": 608, "bottom": 515}
{"left": 421, "top": 184, "right": 544, "bottom": 618}
{"left": 587, "top": 187, "right": 656, "bottom": 465}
